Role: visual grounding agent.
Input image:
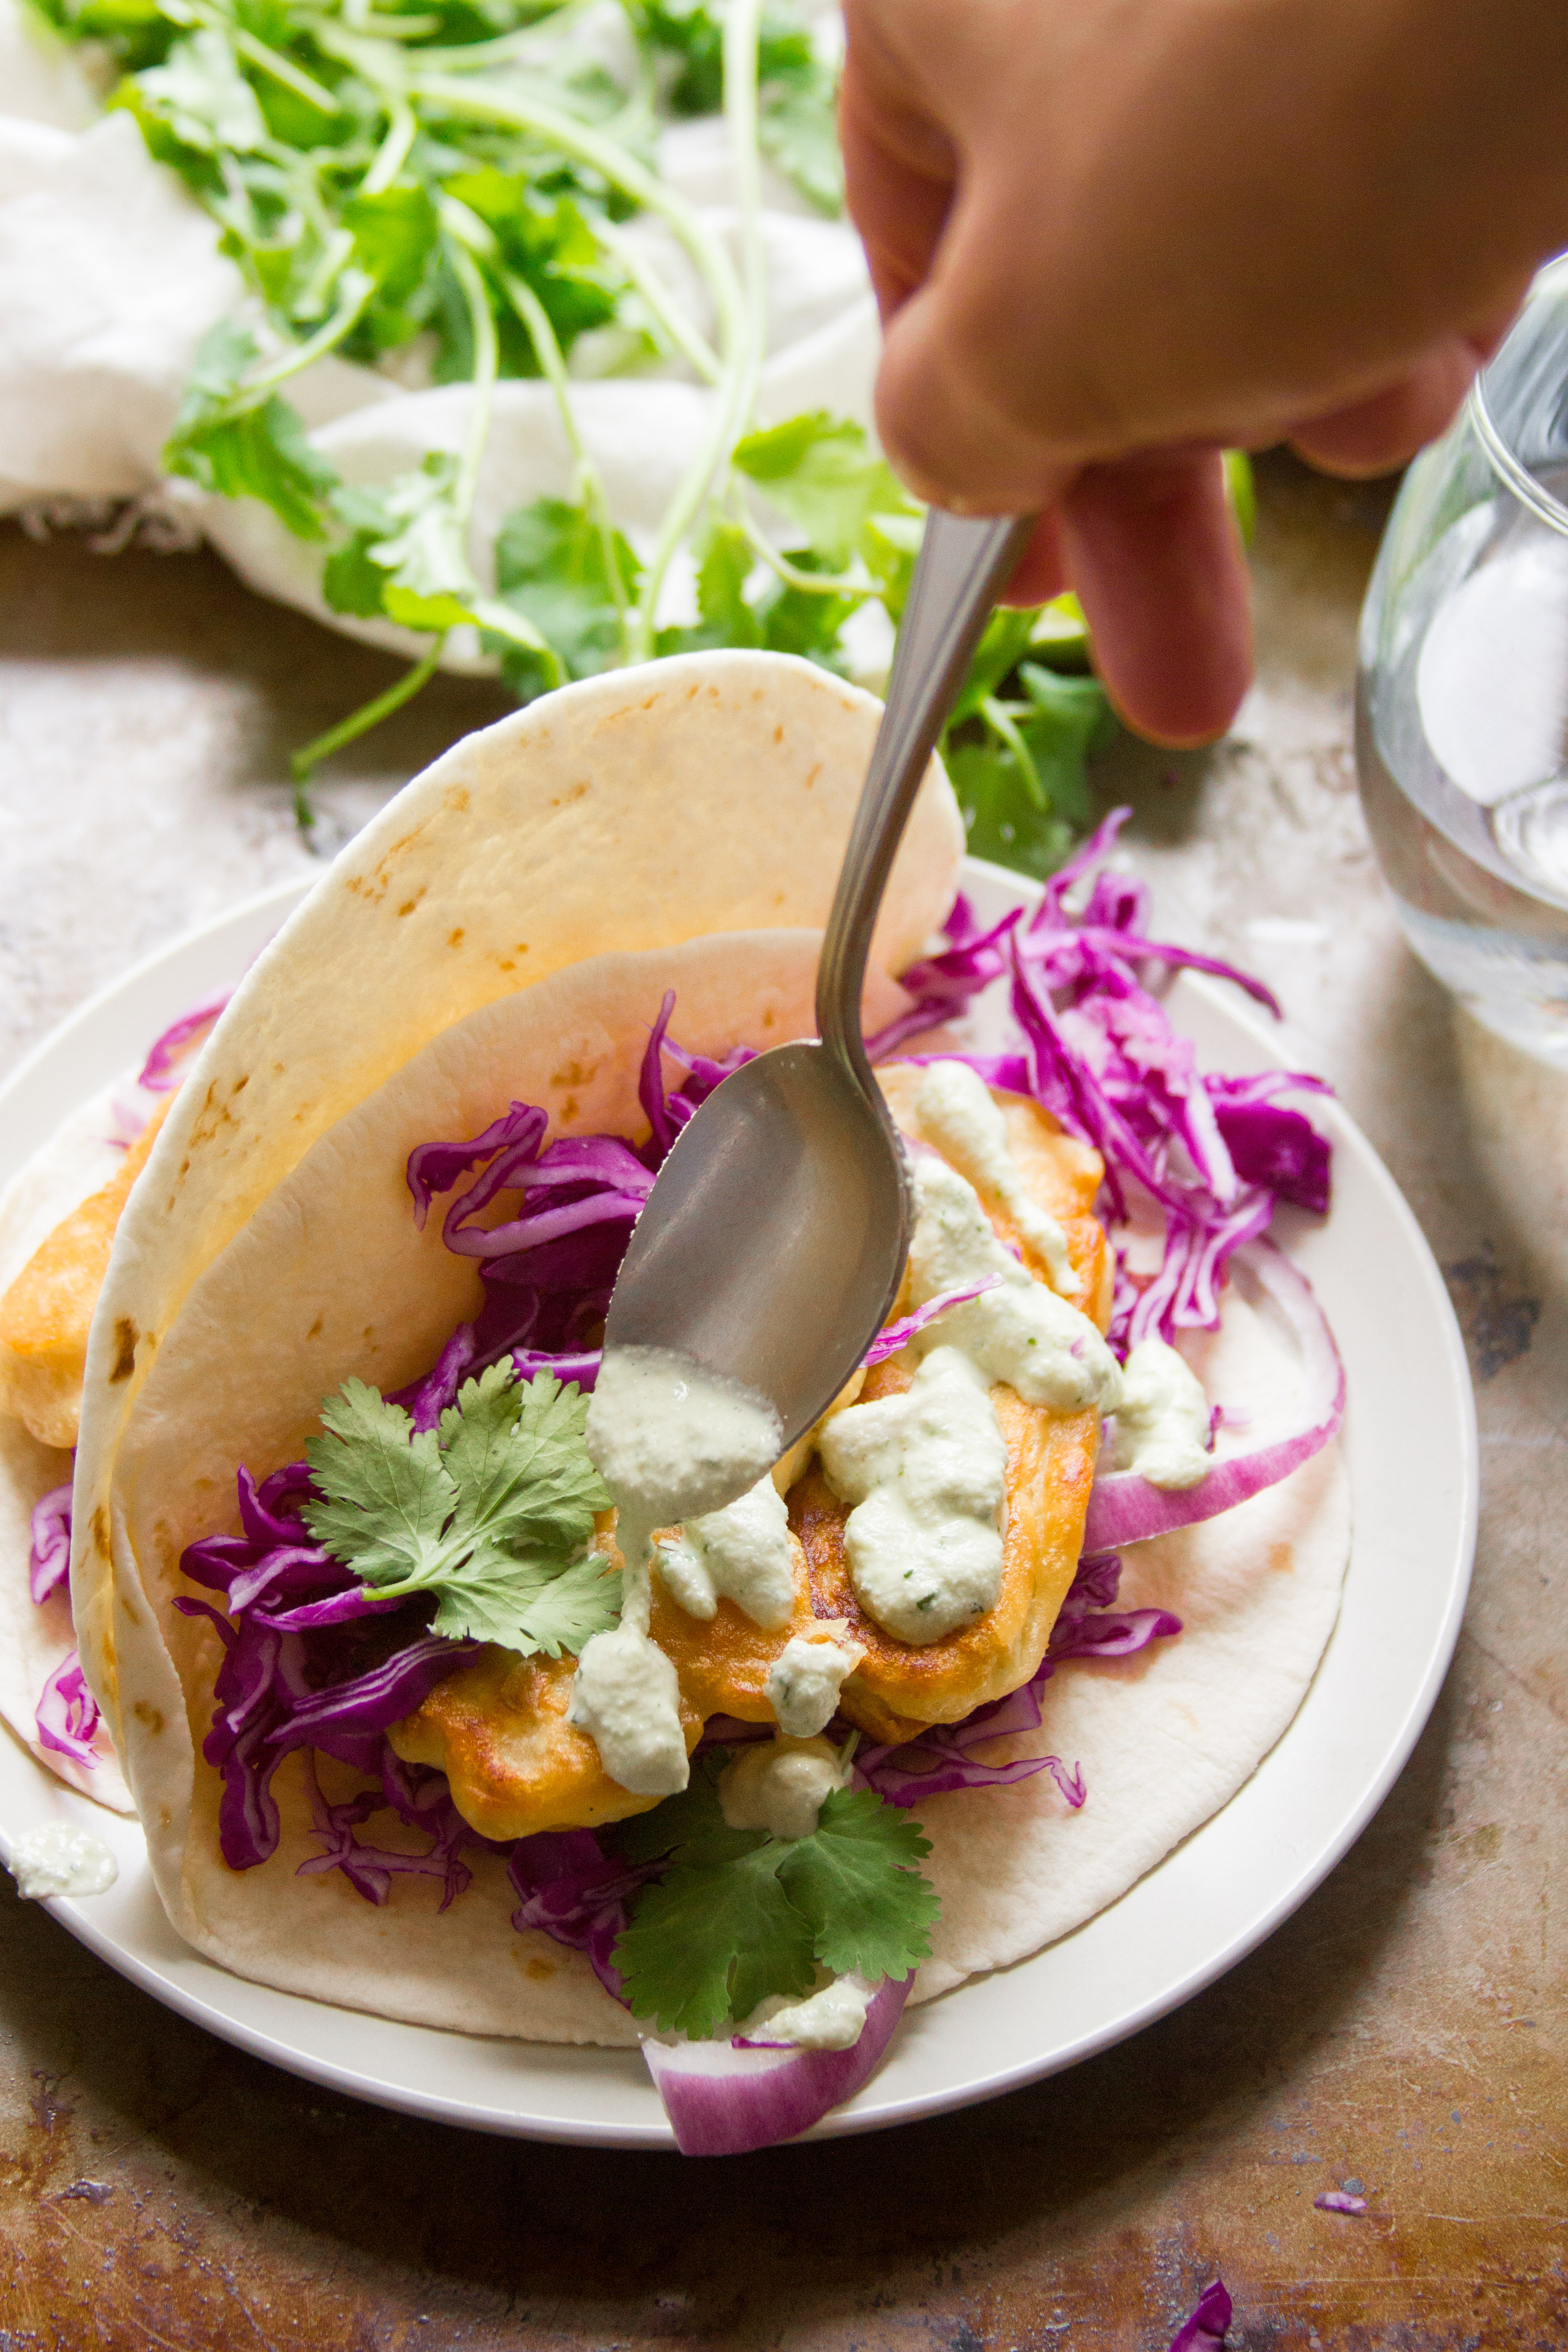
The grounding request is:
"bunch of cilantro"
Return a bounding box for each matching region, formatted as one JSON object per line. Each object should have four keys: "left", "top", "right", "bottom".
{"left": 299, "top": 1356, "right": 940, "bottom": 2037}
{"left": 28, "top": 0, "right": 1236, "bottom": 871}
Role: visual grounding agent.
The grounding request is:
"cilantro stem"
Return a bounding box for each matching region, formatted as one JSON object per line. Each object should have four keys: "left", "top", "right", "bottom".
{"left": 204, "top": 12, "right": 337, "bottom": 112}
{"left": 501, "top": 270, "right": 632, "bottom": 629}
{"left": 622, "top": 0, "right": 767, "bottom": 658}
{"left": 289, "top": 631, "right": 447, "bottom": 814}
{"left": 740, "top": 517, "right": 871, "bottom": 597}
{"left": 412, "top": 71, "right": 749, "bottom": 661}
{"left": 980, "top": 694, "right": 1046, "bottom": 809}
{"left": 361, "top": 94, "right": 416, "bottom": 194}
{"left": 593, "top": 217, "right": 723, "bottom": 387}
{"left": 238, "top": 267, "right": 374, "bottom": 401}
{"left": 444, "top": 231, "right": 498, "bottom": 524}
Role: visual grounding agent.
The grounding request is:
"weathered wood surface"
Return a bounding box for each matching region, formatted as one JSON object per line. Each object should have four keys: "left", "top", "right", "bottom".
{"left": 0, "top": 455, "right": 1561, "bottom": 2349}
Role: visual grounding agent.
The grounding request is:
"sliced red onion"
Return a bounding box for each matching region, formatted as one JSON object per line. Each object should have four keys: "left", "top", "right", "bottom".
{"left": 1314, "top": 2190, "right": 1367, "bottom": 2215}
{"left": 1085, "top": 1239, "right": 1343, "bottom": 1552}
{"left": 640, "top": 1975, "right": 911, "bottom": 2155}
{"left": 863, "top": 1277, "right": 1003, "bottom": 1365}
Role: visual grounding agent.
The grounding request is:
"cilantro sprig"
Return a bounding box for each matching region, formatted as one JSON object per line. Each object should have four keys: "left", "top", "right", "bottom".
{"left": 301, "top": 1363, "right": 619, "bottom": 1655}
{"left": 23, "top": 0, "right": 1255, "bottom": 871}
{"left": 610, "top": 1754, "right": 940, "bottom": 2038}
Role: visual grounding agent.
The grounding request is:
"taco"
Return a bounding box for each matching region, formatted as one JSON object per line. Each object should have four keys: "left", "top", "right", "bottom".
{"left": 25, "top": 651, "right": 1346, "bottom": 2152}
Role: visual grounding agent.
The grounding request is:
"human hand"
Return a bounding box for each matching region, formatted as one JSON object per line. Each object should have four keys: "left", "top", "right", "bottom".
{"left": 841, "top": 0, "right": 1568, "bottom": 743}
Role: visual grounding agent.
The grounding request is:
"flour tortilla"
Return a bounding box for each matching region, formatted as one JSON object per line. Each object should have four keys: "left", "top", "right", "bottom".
{"left": 72, "top": 650, "right": 962, "bottom": 1755}
{"left": 104, "top": 929, "right": 906, "bottom": 2043}
{"left": 0, "top": 1085, "right": 134, "bottom": 1808}
{"left": 93, "top": 926, "right": 1347, "bottom": 2039}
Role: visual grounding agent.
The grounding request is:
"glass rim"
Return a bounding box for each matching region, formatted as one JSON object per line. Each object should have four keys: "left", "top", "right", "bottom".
{"left": 1468, "top": 375, "right": 1568, "bottom": 537}
{"left": 1468, "top": 251, "right": 1568, "bottom": 538}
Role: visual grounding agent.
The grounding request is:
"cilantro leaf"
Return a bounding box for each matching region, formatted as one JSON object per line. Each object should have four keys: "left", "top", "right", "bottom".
{"left": 303, "top": 1380, "right": 456, "bottom": 1585}
{"left": 438, "top": 1362, "right": 609, "bottom": 1556}
{"left": 759, "top": 70, "right": 842, "bottom": 217}
{"left": 489, "top": 496, "right": 640, "bottom": 696}
{"left": 135, "top": 28, "right": 270, "bottom": 155}
{"left": 615, "top": 1844, "right": 818, "bottom": 2037}
{"left": 162, "top": 319, "right": 339, "bottom": 541}
{"left": 610, "top": 1755, "right": 941, "bottom": 2036}
{"left": 429, "top": 1545, "right": 621, "bottom": 1655}
{"left": 301, "top": 1363, "right": 615, "bottom": 1657}
{"left": 776, "top": 1788, "right": 940, "bottom": 1981}
{"left": 733, "top": 412, "right": 910, "bottom": 569}
{"left": 323, "top": 455, "right": 485, "bottom": 630}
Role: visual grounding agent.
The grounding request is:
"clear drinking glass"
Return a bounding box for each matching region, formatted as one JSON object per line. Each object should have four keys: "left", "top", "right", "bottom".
{"left": 1357, "top": 256, "right": 1568, "bottom": 1065}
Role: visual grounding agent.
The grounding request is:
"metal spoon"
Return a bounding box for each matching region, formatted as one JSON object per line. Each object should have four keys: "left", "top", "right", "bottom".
{"left": 603, "top": 508, "right": 1036, "bottom": 1450}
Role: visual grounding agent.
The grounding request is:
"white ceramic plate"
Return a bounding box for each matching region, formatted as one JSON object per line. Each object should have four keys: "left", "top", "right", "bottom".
{"left": 0, "top": 861, "right": 1477, "bottom": 2147}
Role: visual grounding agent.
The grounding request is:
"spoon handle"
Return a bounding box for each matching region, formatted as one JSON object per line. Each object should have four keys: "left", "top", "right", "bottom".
{"left": 815, "top": 508, "right": 1037, "bottom": 1077}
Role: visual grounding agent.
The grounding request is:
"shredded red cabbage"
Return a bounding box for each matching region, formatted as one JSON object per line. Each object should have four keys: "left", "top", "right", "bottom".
{"left": 27, "top": 1477, "right": 105, "bottom": 1776}
{"left": 1085, "top": 1239, "right": 1345, "bottom": 1552}
{"left": 862, "top": 1277, "right": 1002, "bottom": 1365}
{"left": 401, "top": 991, "right": 755, "bottom": 1396}
{"left": 1168, "top": 2277, "right": 1233, "bottom": 2351}
{"left": 867, "top": 808, "right": 1331, "bottom": 1352}
{"left": 175, "top": 1467, "right": 477, "bottom": 1870}
{"left": 36, "top": 1649, "right": 101, "bottom": 1768}
{"left": 28, "top": 1481, "right": 72, "bottom": 1605}
{"left": 137, "top": 992, "right": 232, "bottom": 1092}
{"left": 508, "top": 1829, "right": 655, "bottom": 2000}
{"left": 851, "top": 1551, "right": 1179, "bottom": 1806}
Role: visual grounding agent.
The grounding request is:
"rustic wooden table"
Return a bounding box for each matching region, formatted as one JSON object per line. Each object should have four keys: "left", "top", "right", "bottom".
{"left": 0, "top": 455, "right": 1562, "bottom": 2351}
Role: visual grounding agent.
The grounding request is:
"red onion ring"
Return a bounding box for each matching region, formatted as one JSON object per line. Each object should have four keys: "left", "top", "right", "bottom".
{"left": 640, "top": 1975, "right": 911, "bottom": 2155}
{"left": 1085, "top": 1240, "right": 1344, "bottom": 1553}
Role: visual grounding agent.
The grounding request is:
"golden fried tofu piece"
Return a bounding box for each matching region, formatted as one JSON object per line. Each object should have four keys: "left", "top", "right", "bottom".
{"left": 389, "top": 1645, "right": 703, "bottom": 1842}
{"left": 646, "top": 1548, "right": 820, "bottom": 1722}
{"left": 0, "top": 1096, "right": 172, "bottom": 1450}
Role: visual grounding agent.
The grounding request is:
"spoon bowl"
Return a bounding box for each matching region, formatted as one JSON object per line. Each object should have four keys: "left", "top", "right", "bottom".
{"left": 603, "top": 509, "right": 1034, "bottom": 1446}
{"left": 602, "top": 1039, "right": 909, "bottom": 1450}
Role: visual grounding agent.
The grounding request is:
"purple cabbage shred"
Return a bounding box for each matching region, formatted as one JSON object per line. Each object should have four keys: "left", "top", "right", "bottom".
{"left": 137, "top": 992, "right": 232, "bottom": 1092}
{"left": 28, "top": 1477, "right": 100, "bottom": 1774}
{"left": 1168, "top": 2277, "right": 1233, "bottom": 2351}
{"left": 866, "top": 807, "right": 1333, "bottom": 1351}
{"left": 28, "top": 1482, "right": 72, "bottom": 1606}
{"left": 36, "top": 1649, "right": 101, "bottom": 1768}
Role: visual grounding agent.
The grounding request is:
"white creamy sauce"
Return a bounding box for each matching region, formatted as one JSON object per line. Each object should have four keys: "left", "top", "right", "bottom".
{"left": 10, "top": 1821, "right": 118, "bottom": 1900}
{"left": 741, "top": 1973, "right": 871, "bottom": 2051}
{"left": 913, "top": 1061, "right": 1080, "bottom": 1297}
{"left": 654, "top": 1475, "right": 797, "bottom": 1629}
{"left": 767, "top": 1628, "right": 865, "bottom": 1738}
{"left": 821, "top": 1346, "right": 1007, "bottom": 1644}
{"left": 567, "top": 1626, "right": 690, "bottom": 1795}
{"left": 907, "top": 1158, "right": 1123, "bottom": 1415}
{"left": 1113, "top": 1336, "right": 1213, "bottom": 1489}
{"left": 576, "top": 1345, "right": 783, "bottom": 1795}
{"left": 718, "top": 1734, "right": 844, "bottom": 1840}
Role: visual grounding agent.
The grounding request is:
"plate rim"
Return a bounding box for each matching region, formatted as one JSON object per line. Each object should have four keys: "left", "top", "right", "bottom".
{"left": 0, "top": 855, "right": 1479, "bottom": 2149}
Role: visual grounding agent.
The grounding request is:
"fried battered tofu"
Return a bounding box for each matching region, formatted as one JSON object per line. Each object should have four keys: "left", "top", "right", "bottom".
{"left": 398, "top": 1078, "right": 1110, "bottom": 1836}
{"left": 0, "top": 1097, "right": 172, "bottom": 1450}
{"left": 388, "top": 1645, "right": 704, "bottom": 1842}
